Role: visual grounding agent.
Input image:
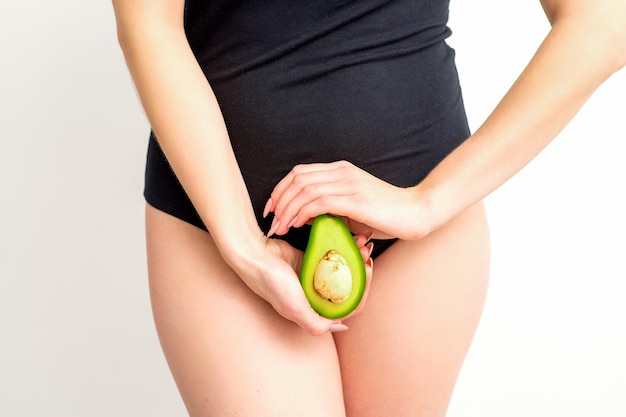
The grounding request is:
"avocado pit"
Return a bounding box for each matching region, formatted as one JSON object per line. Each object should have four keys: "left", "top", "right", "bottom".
{"left": 313, "top": 250, "right": 353, "bottom": 303}
{"left": 300, "top": 214, "right": 366, "bottom": 318}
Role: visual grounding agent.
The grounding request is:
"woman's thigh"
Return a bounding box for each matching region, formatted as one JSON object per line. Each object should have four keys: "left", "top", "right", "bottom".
{"left": 145, "top": 204, "right": 345, "bottom": 417}
{"left": 335, "top": 202, "right": 491, "bottom": 417}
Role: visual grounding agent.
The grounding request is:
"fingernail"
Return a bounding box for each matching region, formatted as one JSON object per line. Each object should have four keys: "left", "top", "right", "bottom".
{"left": 263, "top": 198, "right": 273, "bottom": 218}
{"left": 367, "top": 242, "right": 374, "bottom": 257}
{"left": 329, "top": 323, "right": 348, "bottom": 332}
{"left": 267, "top": 218, "right": 280, "bottom": 237}
{"left": 287, "top": 216, "right": 298, "bottom": 229}
{"left": 365, "top": 232, "right": 374, "bottom": 243}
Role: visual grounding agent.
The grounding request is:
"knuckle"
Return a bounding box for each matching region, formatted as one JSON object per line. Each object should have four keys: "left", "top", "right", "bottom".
{"left": 339, "top": 167, "right": 354, "bottom": 179}
{"left": 274, "top": 300, "right": 327, "bottom": 336}
{"left": 292, "top": 164, "right": 306, "bottom": 175}
{"left": 302, "top": 183, "right": 317, "bottom": 196}
{"left": 273, "top": 302, "right": 289, "bottom": 318}
{"left": 308, "top": 326, "right": 326, "bottom": 337}
{"left": 292, "top": 173, "right": 306, "bottom": 186}
{"left": 289, "top": 307, "right": 324, "bottom": 335}
{"left": 282, "top": 303, "right": 302, "bottom": 321}
{"left": 281, "top": 309, "right": 301, "bottom": 325}
{"left": 317, "top": 194, "right": 331, "bottom": 207}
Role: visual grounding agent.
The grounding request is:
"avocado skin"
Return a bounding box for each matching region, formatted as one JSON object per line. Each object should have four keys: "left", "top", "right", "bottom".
{"left": 300, "top": 215, "right": 366, "bottom": 319}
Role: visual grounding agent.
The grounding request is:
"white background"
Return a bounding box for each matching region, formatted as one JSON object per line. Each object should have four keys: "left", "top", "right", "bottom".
{"left": 1, "top": 1, "right": 624, "bottom": 416}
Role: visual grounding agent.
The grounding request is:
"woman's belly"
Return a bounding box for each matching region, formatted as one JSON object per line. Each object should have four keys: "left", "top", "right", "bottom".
{"left": 210, "top": 41, "right": 470, "bottom": 223}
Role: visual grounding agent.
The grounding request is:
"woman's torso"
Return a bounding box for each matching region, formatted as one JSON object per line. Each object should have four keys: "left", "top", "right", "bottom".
{"left": 147, "top": 0, "right": 470, "bottom": 238}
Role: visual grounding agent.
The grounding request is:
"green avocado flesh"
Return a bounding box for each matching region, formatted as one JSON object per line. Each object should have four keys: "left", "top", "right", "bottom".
{"left": 300, "top": 215, "right": 366, "bottom": 319}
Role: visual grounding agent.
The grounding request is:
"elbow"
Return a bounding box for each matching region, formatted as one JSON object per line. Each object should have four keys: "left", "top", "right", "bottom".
{"left": 544, "top": 1, "right": 626, "bottom": 73}
{"left": 595, "top": 15, "right": 626, "bottom": 73}
{"left": 111, "top": 1, "right": 126, "bottom": 52}
{"left": 602, "top": 6, "right": 626, "bottom": 72}
{"left": 584, "top": 19, "right": 625, "bottom": 75}
{"left": 116, "top": 27, "right": 127, "bottom": 52}
{"left": 614, "top": 27, "right": 626, "bottom": 71}
{"left": 115, "top": 25, "right": 133, "bottom": 63}
{"left": 591, "top": 17, "right": 626, "bottom": 73}
{"left": 608, "top": 1, "right": 626, "bottom": 70}
{"left": 603, "top": 22, "right": 626, "bottom": 74}
{"left": 112, "top": 12, "right": 130, "bottom": 55}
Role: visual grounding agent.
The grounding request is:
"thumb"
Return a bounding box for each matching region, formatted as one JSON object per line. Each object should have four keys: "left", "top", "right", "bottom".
{"left": 280, "top": 300, "right": 348, "bottom": 336}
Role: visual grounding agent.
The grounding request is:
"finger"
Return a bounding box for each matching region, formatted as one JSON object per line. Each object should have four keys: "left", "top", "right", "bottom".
{"left": 353, "top": 232, "right": 374, "bottom": 249}
{"left": 273, "top": 238, "right": 304, "bottom": 271}
{"left": 272, "top": 161, "right": 351, "bottom": 199}
{"left": 354, "top": 234, "right": 374, "bottom": 262}
{"left": 286, "top": 195, "right": 361, "bottom": 231}
{"left": 353, "top": 233, "right": 367, "bottom": 248}
{"left": 360, "top": 242, "right": 374, "bottom": 260}
{"left": 266, "top": 162, "right": 352, "bottom": 217}
{"left": 269, "top": 273, "right": 347, "bottom": 335}
{"left": 354, "top": 256, "right": 373, "bottom": 315}
{"left": 343, "top": 256, "right": 373, "bottom": 319}
{"left": 280, "top": 301, "right": 345, "bottom": 336}
{"left": 272, "top": 183, "right": 355, "bottom": 236}
{"left": 272, "top": 169, "right": 348, "bottom": 222}
{"left": 265, "top": 164, "right": 338, "bottom": 217}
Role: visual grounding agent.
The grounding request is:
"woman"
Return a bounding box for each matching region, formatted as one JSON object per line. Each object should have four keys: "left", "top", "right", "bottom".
{"left": 112, "top": 1, "right": 625, "bottom": 416}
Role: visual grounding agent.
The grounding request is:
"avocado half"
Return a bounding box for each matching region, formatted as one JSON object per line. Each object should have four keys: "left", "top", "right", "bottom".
{"left": 300, "top": 214, "right": 366, "bottom": 319}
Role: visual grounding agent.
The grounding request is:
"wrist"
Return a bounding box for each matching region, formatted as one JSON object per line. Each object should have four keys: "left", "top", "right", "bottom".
{"left": 211, "top": 220, "right": 269, "bottom": 274}
{"left": 406, "top": 183, "right": 449, "bottom": 240}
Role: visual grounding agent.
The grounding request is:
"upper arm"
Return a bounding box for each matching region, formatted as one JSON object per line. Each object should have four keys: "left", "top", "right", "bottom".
{"left": 539, "top": 0, "right": 626, "bottom": 68}
{"left": 538, "top": 0, "right": 564, "bottom": 24}
{"left": 539, "top": 0, "right": 626, "bottom": 31}
{"left": 111, "top": 0, "right": 186, "bottom": 47}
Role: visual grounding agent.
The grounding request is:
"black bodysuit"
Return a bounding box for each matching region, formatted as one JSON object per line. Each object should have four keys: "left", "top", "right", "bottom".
{"left": 144, "top": 0, "right": 470, "bottom": 257}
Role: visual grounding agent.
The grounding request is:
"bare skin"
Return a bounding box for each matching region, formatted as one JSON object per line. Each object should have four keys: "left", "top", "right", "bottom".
{"left": 335, "top": 202, "right": 490, "bottom": 417}
{"left": 147, "top": 201, "right": 489, "bottom": 417}
{"left": 146, "top": 205, "right": 346, "bottom": 417}
{"left": 265, "top": 1, "right": 626, "bottom": 239}
{"left": 114, "top": 0, "right": 625, "bottom": 415}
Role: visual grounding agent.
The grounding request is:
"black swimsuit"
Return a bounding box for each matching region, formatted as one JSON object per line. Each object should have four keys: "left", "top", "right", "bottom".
{"left": 144, "top": 0, "right": 470, "bottom": 257}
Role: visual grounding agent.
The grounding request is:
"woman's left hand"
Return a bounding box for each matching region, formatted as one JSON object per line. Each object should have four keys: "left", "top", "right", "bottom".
{"left": 263, "top": 161, "right": 429, "bottom": 240}
{"left": 265, "top": 231, "right": 374, "bottom": 321}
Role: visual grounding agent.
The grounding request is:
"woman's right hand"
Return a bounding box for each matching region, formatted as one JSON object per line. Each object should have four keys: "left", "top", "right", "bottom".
{"left": 112, "top": 0, "right": 377, "bottom": 336}
{"left": 229, "top": 233, "right": 373, "bottom": 336}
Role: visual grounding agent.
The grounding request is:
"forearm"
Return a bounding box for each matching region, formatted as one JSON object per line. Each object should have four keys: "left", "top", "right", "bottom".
{"left": 416, "top": 5, "right": 626, "bottom": 231}
{"left": 116, "top": 16, "right": 265, "bottom": 265}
